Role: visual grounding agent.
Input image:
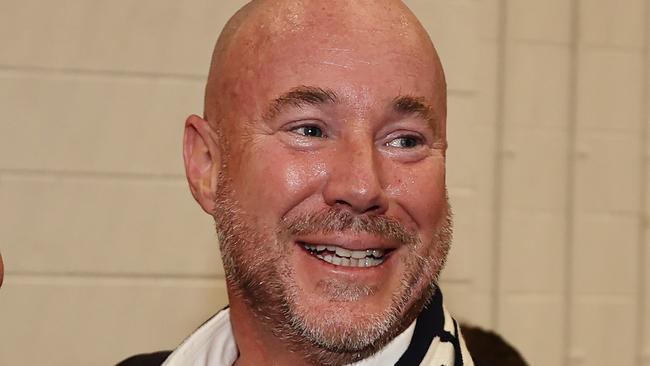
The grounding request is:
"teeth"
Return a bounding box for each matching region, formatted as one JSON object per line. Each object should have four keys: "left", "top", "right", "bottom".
{"left": 372, "top": 249, "right": 385, "bottom": 258}
{"left": 303, "top": 243, "right": 387, "bottom": 267}
{"left": 316, "top": 253, "right": 385, "bottom": 268}
{"left": 335, "top": 247, "right": 351, "bottom": 257}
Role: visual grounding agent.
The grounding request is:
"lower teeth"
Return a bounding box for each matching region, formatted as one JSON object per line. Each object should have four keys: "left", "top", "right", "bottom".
{"left": 316, "top": 253, "right": 384, "bottom": 267}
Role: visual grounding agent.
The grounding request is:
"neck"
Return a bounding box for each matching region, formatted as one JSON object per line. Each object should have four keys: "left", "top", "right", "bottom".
{"left": 228, "top": 290, "right": 316, "bottom": 366}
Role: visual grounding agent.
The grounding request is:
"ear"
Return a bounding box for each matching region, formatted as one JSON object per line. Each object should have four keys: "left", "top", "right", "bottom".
{"left": 183, "top": 114, "right": 221, "bottom": 215}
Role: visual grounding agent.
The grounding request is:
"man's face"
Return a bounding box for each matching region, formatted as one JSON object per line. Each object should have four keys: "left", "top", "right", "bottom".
{"left": 204, "top": 9, "right": 449, "bottom": 361}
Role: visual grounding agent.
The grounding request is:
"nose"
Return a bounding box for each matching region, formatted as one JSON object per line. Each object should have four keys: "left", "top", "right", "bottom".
{"left": 322, "top": 139, "right": 389, "bottom": 215}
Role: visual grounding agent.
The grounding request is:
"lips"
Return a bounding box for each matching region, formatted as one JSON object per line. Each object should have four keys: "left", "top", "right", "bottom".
{"left": 300, "top": 242, "right": 389, "bottom": 268}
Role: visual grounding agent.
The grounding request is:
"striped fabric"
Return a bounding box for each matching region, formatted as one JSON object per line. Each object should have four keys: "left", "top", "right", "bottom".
{"left": 118, "top": 290, "right": 474, "bottom": 366}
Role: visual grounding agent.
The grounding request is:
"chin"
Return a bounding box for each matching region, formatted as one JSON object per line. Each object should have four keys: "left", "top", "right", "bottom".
{"left": 283, "top": 276, "right": 426, "bottom": 355}
{"left": 288, "top": 300, "right": 396, "bottom": 353}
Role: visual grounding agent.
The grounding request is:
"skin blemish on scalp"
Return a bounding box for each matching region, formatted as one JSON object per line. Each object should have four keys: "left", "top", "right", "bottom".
{"left": 319, "top": 47, "right": 354, "bottom": 52}
{"left": 265, "top": 1, "right": 307, "bottom": 35}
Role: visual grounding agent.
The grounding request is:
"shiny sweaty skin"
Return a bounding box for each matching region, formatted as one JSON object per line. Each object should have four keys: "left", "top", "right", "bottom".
{"left": 183, "top": 1, "right": 450, "bottom": 365}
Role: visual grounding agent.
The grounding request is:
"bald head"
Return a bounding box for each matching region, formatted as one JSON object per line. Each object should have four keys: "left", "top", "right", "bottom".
{"left": 204, "top": 0, "right": 446, "bottom": 130}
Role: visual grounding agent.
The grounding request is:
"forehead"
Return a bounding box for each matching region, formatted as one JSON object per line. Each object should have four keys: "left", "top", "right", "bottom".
{"left": 216, "top": 2, "right": 442, "bottom": 120}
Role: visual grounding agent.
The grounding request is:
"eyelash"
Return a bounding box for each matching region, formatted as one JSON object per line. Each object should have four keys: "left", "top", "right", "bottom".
{"left": 386, "top": 135, "right": 424, "bottom": 149}
{"left": 289, "top": 124, "right": 426, "bottom": 149}
{"left": 291, "top": 124, "right": 326, "bottom": 138}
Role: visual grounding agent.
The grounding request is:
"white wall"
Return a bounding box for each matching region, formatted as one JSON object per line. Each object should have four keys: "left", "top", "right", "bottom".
{"left": 0, "top": 1, "right": 647, "bottom": 365}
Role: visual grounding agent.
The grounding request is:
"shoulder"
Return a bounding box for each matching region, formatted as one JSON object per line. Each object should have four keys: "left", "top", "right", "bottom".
{"left": 116, "top": 307, "right": 231, "bottom": 366}
{"left": 460, "top": 324, "right": 528, "bottom": 365}
{"left": 115, "top": 351, "right": 172, "bottom": 366}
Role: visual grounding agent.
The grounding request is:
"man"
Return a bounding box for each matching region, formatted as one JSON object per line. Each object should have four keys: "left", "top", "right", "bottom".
{"left": 120, "top": 0, "right": 473, "bottom": 365}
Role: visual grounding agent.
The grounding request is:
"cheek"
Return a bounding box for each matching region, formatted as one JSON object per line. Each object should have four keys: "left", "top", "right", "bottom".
{"left": 387, "top": 159, "right": 446, "bottom": 232}
{"left": 234, "top": 148, "right": 327, "bottom": 224}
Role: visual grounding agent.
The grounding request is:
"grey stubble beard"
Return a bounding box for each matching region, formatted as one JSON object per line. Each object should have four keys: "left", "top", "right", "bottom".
{"left": 213, "top": 173, "right": 453, "bottom": 366}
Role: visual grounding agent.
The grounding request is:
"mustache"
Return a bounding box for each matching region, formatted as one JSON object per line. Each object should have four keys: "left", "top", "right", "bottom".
{"left": 279, "top": 208, "right": 418, "bottom": 246}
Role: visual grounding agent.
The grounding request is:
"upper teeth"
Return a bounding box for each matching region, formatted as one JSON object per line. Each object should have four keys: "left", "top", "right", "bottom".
{"left": 305, "top": 244, "right": 385, "bottom": 259}
{"left": 303, "top": 243, "right": 386, "bottom": 268}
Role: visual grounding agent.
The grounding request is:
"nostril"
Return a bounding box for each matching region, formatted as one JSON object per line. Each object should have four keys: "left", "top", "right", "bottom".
{"left": 365, "top": 205, "right": 382, "bottom": 213}
{"left": 333, "top": 201, "right": 383, "bottom": 215}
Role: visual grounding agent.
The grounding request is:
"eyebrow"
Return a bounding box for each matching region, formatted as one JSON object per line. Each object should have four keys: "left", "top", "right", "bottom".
{"left": 392, "top": 95, "right": 436, "bottom": 127}
{"left": 263, "top": 86, "right": 339, "bottom": 121}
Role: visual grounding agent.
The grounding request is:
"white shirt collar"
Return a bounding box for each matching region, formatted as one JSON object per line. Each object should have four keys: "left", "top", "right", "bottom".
{"left": 349, "top": 320, "right": 416, "bottom": 366}
{"left": 162, "top": 308, "right": 416, "bottom": 366}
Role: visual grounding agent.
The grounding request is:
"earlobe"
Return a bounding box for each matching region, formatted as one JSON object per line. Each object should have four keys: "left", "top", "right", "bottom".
{"left": 183, "top": 114, "right": 221, "bottom": 215}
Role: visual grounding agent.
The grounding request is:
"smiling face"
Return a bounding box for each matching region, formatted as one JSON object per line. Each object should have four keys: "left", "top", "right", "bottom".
{"left": 185, "top": 1, "right": 450, "bottom": 364}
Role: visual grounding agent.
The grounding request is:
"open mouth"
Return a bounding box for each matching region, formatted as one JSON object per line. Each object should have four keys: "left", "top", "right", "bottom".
{"left": 300, "top": 242, "right": 390, "bottom": 268}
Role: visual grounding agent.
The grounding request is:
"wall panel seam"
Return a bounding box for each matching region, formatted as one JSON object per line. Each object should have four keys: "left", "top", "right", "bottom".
{"left": 5, "top": 271, "right": 226, "bottom": 282}
{"left": 0, "top": 168, "right": 186, "bottom": 182}
{"left": 490, "top": 0, "right": 508, "bottom": 330}
{"left": 563, "top": 0, "right": 580, "bottom": 365}
{"left": 635, "top": 1, "right": 650, "bottom": 364}
{"left": 0, "top": 64, "right": 206, "bottom": 82}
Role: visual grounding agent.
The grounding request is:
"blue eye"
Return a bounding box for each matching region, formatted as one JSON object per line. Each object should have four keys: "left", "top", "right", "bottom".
{"left": 293, "top": 125, "right": 324, "bottom": 138}
{"left": 387, "top": 136, "right": 421, "bottom": 148}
